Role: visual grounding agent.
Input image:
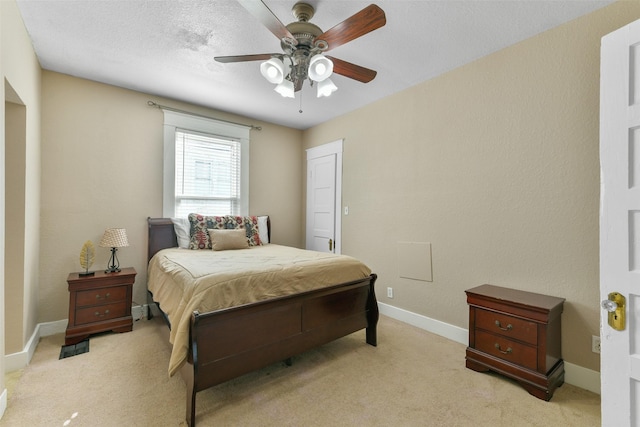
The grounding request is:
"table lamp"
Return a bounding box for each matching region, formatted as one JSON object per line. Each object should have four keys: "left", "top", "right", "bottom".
{"left": 99, "top": 228, "right": 129, "bottom": 273}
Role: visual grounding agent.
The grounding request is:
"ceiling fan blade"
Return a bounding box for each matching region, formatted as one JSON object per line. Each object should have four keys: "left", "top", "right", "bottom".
{"left": 317, "top": 4, "right": 386, "bottom": 52}
{"left": 237, "top": 0, "right": 297, "bottom": 45}
{"left": 326, "top": 56, "right": 377, "bottom": 83}
{"left": 214, "top": 54, "right": 279, "bottom": 63}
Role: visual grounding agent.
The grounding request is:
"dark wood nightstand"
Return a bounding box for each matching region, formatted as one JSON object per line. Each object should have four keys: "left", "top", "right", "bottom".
{"left": 465, "top": 284, "right": 565, "bottom": 401}
{"left": 65, "top": 267, "right": 136, "bottom": 345}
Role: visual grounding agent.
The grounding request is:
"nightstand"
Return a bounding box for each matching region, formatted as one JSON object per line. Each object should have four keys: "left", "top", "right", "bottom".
{"left": 65, "top": 267, "right": 136, "bottom": 345}
{"left": 465, "top": 284, "right": 565, "bottom": 401}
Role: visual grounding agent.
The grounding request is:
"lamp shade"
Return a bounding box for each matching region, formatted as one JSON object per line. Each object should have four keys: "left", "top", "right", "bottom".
{"left": 274, "top": 79, "right": 295, "bottom": 98}
{"left": 260, "top": 58, "right": 285, "bottom": 84}
{"left": 99, "top": 228, "right": 129, "bottom": 248}
{"left": 317, "top": 78, "right": 338, "bottom": 98}
{"left": 308, "top": 55, "right": 333, "bottom": 82}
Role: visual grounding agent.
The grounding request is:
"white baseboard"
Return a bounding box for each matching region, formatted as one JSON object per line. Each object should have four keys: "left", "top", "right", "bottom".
{"left": 377, "top": 302, "right": 601, "bottom": 395}
{"left": 5, "top": 305, "right": 149, "bottom": 373}
{"left": 5, "top": 319, "right": 66, "bottom": 373}
{"left": 38, "top": 319, "right": 68, "bottom": 337}
{"left": 131, "top": 304, "right": 149, "bottom": 321}
{"left": 378, "top": 302, "right": 468, "bottom": 345}
{"left": 0, "top": 387, "right": 6, "bottom": 421}
{"left": 563, "top": 360, "right": 601, "bottom": 395}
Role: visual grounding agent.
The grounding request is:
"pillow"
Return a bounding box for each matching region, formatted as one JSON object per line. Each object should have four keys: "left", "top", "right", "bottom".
{"left": 187, "top": 213, "right": 226, "bottom": 249}
{"left": 170, "top": 217, "right": 190, "bottom": 249}
{"left": 242, "top": 215, "right": 262, "bottom": 246}
{"left": 225, "top": 215, "right": 262, "bottom": 246}
{"left": 208, "top": 229, "right": 249, "bottom": 251}
{"left": 257, "top": 216, "right": 269, "bottom": 244}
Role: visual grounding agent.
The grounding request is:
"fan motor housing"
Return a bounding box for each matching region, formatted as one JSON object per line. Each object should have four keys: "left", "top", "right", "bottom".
{"left": 283, "top": 22, "right": 323, "bottom": 51}
{"left": 282, "top": 2, "right": 325, "bottom": 53}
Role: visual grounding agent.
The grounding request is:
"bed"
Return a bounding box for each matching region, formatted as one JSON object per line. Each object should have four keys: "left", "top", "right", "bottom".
{"left": 146, "top": 216, "right": 379, "bottom": 426}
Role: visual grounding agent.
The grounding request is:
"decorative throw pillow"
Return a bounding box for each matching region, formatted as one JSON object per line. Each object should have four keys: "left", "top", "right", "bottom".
{"left": 187, "top": 213, "right": 226, "bottom": 249}
{"left": 224, "top": 215, "right": 262, "bottom": 246}
{"left": 242, "top": 215, "right": 262, "bottom": 246}
{"left": 208, "top": 229, "right": 249, "bottom": 251}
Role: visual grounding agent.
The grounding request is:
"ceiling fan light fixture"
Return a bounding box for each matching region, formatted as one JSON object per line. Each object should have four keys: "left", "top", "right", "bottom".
{"left": 275, "top": 79, "right": 295, "bottom": 98}
{"left": 317, "top": 78, "right": 337, "bottom": 98}
{"left": 308, "top": 54, "right": 333, "bottom": 82}
{"left": 260, "top": 58, "right": 285, "bottom": 84}
{"left": 218, "top": 2, "right": 385, "bottom": 100}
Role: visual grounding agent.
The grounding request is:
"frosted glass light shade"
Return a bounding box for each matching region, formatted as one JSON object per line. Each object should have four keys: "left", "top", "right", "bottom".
{"left": 274, "top": 79, "right": 295, "bottom": 98}
{"left": 308, "top": 55, "right": 333, "bottom": 82}
{"left": 260, "top": 58, "right": 285, "bottom": 84}
{"left": 317, "top": 78, "right": 337, "bottom": 97}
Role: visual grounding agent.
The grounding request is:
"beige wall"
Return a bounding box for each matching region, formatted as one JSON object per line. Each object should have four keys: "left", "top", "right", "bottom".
{"left": 1, "top": 0, "right": 42, "bottom": 401}
{"left": 5, "top": 100, "right": 26, "bottom": 355}
{"left": 39, "top": 71, "right": 303, "bottom": 323}
{"left": 303, "top": 1, "right": 640, "bottom": 372}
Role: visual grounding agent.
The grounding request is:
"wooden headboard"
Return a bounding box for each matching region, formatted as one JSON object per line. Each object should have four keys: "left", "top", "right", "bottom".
{"left": 147, "top": 218, "right": 177, "bottom": 262}
{"left": 147, "top": 216, "right": 271, "bottom": 262}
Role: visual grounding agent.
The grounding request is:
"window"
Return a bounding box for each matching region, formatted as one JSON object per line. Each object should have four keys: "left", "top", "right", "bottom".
{"left": 162, "top": 110, "right": 250, "bottom": 218}
{"left": 174, "top": 130, "right": 241, "bottom": 217}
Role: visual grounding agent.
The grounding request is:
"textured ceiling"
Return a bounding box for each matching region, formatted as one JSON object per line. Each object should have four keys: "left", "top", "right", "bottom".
{"left": 16, "top": 0, "right": 614, "bottom": 130}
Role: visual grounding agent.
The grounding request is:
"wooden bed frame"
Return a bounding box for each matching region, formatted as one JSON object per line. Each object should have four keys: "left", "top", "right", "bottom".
{"left": 146, "top": 217, "right": 379, "bottom": 426}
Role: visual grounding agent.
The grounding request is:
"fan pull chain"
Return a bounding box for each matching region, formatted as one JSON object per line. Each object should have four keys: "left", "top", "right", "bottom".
{"left": 299, "top": 90, "right": 303, "bottom": 114}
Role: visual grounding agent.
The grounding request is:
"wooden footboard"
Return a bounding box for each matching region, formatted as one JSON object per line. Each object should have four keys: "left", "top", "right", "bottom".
{"left": 183, "top": 274, "right": 378, "bottom": 426}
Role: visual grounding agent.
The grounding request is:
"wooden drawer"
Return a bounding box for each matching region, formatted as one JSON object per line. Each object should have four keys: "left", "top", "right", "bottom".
{"left": 475, "top": 329, "right": 537, "bottom": 370}
{"left": 465, "top": 284, "right": 565, "bottom": 401}
{"left": 475, "top": 308, "right": 537, "bottom": 345}
{"left": 75, "top": 286, "right": 127, "bottom": 307}
{"left": 76, "top": 301, "right": 128, "bottom": 325}
{"left": 65, "top": 268, "right": 136, "bottom": 345}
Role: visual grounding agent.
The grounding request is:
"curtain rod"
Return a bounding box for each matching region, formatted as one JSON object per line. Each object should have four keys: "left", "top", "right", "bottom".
{"left": 147, "top": 100, "right": 262, "bottom": 131}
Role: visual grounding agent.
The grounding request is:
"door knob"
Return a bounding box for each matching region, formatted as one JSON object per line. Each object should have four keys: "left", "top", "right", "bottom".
{"left": 601, "top": 299, "right": 617, "bottom": 312}
{"left": 602, "top": 292, "right": 625, "bottom": 331}
{"left": 328, "top": 238, "right": 333, "bottom": 251}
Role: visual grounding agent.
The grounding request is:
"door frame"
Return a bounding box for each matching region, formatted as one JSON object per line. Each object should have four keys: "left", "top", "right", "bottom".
{"left": 306, "top": 139, "right": 343, "bottom": 254}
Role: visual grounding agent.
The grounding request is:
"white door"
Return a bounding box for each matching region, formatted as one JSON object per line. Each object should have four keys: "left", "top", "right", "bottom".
{"left": 600, "top": 18, "right": 640, "bottom": 426}
{"left": 306, "top": 140, "right": 343, "bottom": 253}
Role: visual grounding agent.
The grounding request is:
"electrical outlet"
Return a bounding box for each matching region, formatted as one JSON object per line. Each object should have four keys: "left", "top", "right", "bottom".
{"left": 387, "top": 287, "right": 393, "bottom": 298}
{"left": 592, "top": 335, "right": 601, "bottom": 354}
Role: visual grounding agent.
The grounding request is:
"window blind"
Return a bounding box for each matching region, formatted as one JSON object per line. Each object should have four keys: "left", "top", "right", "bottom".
{"left": 174, "top": 130, "right": 241, "bottom": 217}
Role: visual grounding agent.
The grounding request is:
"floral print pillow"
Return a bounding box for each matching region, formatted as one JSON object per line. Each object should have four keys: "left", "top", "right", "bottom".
{"left": 187, "top": 214, "right": 225, "bottom": 249}
{"left": 187, "top": 214, "right": 262, "bottom": 249}
{"left": 224, "top": 216, "right": 262, "bottom": 247}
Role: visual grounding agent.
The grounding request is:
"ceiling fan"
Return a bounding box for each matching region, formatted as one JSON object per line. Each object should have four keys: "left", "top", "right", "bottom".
{"left": 214, "top": 1, "right": 386, "bottom": 98}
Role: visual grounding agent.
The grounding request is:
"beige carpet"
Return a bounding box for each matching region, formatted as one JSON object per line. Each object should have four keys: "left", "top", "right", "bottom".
{"left": 2, "top": 315, "right": 600, "bottom": 426}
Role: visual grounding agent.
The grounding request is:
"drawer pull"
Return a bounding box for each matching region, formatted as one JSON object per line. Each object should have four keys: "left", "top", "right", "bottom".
{"left": 94, "top": 309, "right": 110, "bottom": 317}
{"left": 494, "top": 320, "right": 513, "bottom": 331}
{"left": 96, "top": 293, "right": 111, "bottom": 300}
{"left": 494, "top": 343, "right": 512, "bottom": 354}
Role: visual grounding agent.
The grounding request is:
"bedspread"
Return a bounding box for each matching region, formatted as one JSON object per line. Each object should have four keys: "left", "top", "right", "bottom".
{"left": 147, "top": 245, "right": 372, "bottom": 376}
